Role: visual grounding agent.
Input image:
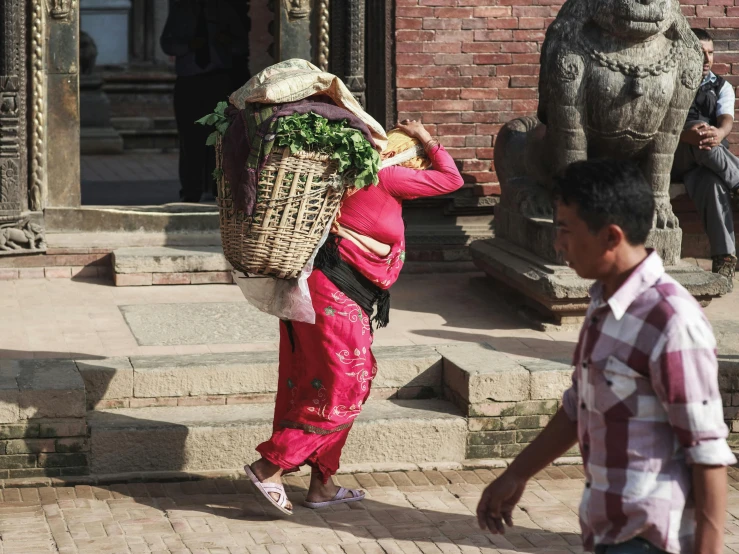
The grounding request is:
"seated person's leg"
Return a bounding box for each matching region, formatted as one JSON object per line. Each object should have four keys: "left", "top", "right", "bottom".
{"left": 684, "top": 166, "right": 737, "bottom": 289}
{"left": 691, "top": 143, "right": 739, "bottom": 195}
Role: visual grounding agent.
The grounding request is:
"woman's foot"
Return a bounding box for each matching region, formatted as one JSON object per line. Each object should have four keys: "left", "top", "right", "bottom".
{"left": 249, "top": 458, "right": 293, "bottom": 511}
{"left": 305, "top": 470, "right": 364, "bottom": 504}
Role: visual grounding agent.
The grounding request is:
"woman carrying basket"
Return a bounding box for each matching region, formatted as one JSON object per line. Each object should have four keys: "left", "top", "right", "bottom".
{"left": 244, "top": 120, "right": 464, "bottom": 514}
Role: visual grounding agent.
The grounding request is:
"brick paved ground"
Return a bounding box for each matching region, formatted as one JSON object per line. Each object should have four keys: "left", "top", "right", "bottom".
{"left": 3, "top": 467, "right": 739, "bottom": 554}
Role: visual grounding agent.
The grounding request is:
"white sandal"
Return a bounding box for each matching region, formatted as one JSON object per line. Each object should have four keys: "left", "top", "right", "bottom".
{"left": 304, "top": 487, "right": 365, "bottom": 509}
{"left": 244, "top": 464, "right": 293, "bottom": 516}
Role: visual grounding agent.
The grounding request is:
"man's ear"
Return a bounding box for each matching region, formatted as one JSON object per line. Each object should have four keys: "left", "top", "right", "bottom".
{"left": 605, "top": 224, "right": 626, "bottom": 251}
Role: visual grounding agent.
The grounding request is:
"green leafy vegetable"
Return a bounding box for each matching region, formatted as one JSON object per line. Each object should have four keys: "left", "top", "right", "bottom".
{"left": 196, "top": 101, "right": 230, "bottom": 147}
{"left": 275, "top": 112, "right": 380, "bottom": 189}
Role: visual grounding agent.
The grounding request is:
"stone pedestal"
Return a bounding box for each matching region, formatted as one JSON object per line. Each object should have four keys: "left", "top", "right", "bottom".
{"left": 80, "top": 74, "right": 123, "bottom": 155}
{"left": 80, "top": 0, "right": 131, "bottom": 66}
{"left": 496, "top": 202, "right": 684, "bottom": 267}
{"left": 471, "top": 236, "right": 729, "bottom": 329}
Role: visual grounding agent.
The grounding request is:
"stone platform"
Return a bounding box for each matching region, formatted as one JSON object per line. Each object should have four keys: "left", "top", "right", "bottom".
{"left": 0, "top": 344, "right": 578, "bottom": 482}
{"left": 470, "top": 237, "right": 730, "bottom": 328}
{"left": 0, "top": 272, "right": 737, "bottom": 485}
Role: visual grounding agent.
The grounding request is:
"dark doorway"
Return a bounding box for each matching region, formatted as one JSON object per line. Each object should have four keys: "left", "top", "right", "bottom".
{"left": 330, "top": 0, "right": 396, "bottom": 130}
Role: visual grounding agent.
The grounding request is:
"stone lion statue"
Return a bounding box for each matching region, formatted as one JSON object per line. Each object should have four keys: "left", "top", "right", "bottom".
{"left": 494, "top": 0, "right": 703, "bottom": 236}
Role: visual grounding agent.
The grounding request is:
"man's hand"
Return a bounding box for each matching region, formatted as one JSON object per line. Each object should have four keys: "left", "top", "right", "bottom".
{"left": 476, "top": 471, "right": 527, "bottom": 534}
{"left": 698, "top": 125, "right": 727, "bottom": 150}
{"left": 682, "top": 122, "right": 710, "bottom": 147}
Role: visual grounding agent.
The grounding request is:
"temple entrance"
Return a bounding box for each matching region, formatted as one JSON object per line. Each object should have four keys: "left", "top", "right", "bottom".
{"left": 77, "top": 0, "right": 396, "bottom": 208}
{"left": 0, "top": 0, "right": 395, "bottom": 258}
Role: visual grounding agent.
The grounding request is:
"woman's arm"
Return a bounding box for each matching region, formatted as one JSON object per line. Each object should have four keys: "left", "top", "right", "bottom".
{"left": 380, "top": 120, "right": 464, "bottom": 199}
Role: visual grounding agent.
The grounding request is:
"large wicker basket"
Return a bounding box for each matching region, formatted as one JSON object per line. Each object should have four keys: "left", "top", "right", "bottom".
{"left": 216, "top": 139, "right": 344, "bottom": 279}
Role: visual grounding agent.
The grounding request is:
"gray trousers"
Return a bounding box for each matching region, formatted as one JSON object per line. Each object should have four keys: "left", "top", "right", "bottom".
{"left": 672, "top": 130, "right": 738, "bottom": 256}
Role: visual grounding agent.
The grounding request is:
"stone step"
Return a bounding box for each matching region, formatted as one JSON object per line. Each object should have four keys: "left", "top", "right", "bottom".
{"left": 78, "top": 346, "right": 444, "bottom": 410}
{"left": 112, "top": 246, "right": 231, "bottom": 274}
{"left": 87, "top": 399, "right": 467, "bottom": 474}
{"left": 110, "top": 241, "right": 490, "bottom": 285}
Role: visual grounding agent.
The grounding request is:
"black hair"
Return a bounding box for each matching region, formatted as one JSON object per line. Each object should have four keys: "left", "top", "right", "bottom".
{"left": 553, "top": 159, "right": 655, "bottom": 245}
{"left": 692, "top": 28, "right": 713, "bottom": 42}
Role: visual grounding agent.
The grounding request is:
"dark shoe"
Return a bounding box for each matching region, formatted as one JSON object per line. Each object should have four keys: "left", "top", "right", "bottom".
{"left": 712, "top": 254, "right": 737, "bottom": 292}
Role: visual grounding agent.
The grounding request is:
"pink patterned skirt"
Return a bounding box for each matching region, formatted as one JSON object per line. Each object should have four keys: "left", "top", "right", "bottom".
{"left": 256, "top": 269, "right": 377, "bottom": 482}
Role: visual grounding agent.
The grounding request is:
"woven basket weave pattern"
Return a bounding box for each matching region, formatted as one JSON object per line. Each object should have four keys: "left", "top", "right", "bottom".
{"left": 216, "top": 139, "right": 343, "bottom": 279}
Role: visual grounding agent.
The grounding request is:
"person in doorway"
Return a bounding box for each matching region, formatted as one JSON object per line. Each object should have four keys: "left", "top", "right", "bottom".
{"left": 672, "top": 28, "right": 738, "bottom": 290}
{"left": 477, "top": 159, "right": 735, "bottom": 554}
{"left": 244, "top": 120, "right": 464, "bottom": 514}
{"left": 160, "top": 0, "right": 249, "bottom": 203}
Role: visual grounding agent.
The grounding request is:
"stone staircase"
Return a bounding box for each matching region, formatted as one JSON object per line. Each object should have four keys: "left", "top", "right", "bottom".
{"left": 81, "top": 346, "right": 467, "bottom": 475}
{"left": 0, "top": 344, "right": 587, "bottom": 485}
{"left": 111, "top": 116, "right": 178, "bottom": 152}
{"left": 7, "top": 340, "right": 739, "bottom": 486}
{"left": 87, "top": 400, "right": 465, "bottom": 475}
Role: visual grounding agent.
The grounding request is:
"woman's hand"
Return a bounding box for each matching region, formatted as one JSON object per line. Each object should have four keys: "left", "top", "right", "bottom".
{"left": 396, "top": 119, "right": 433, "bottom": 144}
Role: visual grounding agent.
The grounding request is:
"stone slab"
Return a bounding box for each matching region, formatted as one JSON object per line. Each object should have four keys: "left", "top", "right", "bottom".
{"left": 129, "top": 345, "right": 442, "bottom": 398}
{"left": 518, "top": 359, "right": 573, "bottom": 401}
{"left": 45, "top": 207, "right": 219, "bottom": 233}
{"left": 80, "top": 127, "right": 124, "bottom": 155}
{"left": 112, "top": 246, "right": 231, "bottom": 274}
{"left": 471, "top": 237, "right": 729, "bottom": 327}
{"left": 131, "top": 351, "right": 279, "bottom": 398}
{"left": 712, "top": 320, "right": 739, "bottom": 356}
{"left": 119, "top": 302, "right": 279, "bottom": 346}
{"left": 439, "top": 343, "right": 531, "bottom": 403}
{"left": 47, "top": 231, "right": 223, "bottom": 250}
{"left": 88, "top": 399, "right": 466, "bottom": 473}
{"left": 76, "top": 358, "right": 134, "bottom": 409}
{"left": 1, "top": 360, "right": 86, "bottom": 419}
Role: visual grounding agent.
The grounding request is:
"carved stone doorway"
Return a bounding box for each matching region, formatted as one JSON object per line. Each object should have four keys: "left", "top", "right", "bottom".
{"left": 0, "top": 0, "right": 79, "bottom": 256}
{"left": 0, "top": 0, "right": 395, "bottom": 253}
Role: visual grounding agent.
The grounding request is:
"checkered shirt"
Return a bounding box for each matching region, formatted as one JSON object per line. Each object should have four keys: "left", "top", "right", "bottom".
{"left": 562, "top": 251, "right": 736, "bottom": 554}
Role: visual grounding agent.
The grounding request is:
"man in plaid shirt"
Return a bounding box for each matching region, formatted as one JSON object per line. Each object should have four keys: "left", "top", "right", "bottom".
{"left": 477, "top": 159, "right": 736, "bottom": 554}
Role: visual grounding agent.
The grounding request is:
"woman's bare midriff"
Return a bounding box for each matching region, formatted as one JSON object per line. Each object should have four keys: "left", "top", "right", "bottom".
{"left": 334, "top": 225, "right": 392, "bottom": 258}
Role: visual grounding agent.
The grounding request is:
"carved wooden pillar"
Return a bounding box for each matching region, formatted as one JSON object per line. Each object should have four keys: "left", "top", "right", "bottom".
{"left": 0, "top": 0, "right": 46, "bottom": 254}
{"left": 276, "top": 0, "right": 315, "bottom": 63}
{"left": 44, "top": 0, "right": 81, "bottom": 209}
{"left": 345, "top": 0, "right": 366, "bottom": 106}
{"left": 0, "top": 0, "right": 27, "bottom": 223}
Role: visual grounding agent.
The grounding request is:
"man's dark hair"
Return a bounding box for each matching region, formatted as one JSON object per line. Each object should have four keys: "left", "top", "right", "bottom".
{"left": 553, "top": 159, "right": 655, "bottom": 245}
{"left": 692, "top": 28, "right": 713, "bottom": 42}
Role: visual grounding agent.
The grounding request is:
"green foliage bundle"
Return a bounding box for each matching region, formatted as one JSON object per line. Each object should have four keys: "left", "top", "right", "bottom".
{"left": 196, "top": 101, "right": 230, "bottom": 146}
{"left": 197, "top": 104, "right": 381, "bottom": 189}
{"left": 275, "top": 112, "right": 380, "bottom": 189}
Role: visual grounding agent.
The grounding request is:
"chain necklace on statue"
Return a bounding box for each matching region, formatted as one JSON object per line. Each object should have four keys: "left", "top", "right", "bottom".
{"left": 578, "top": 36, "right": 682, "bottom": 96}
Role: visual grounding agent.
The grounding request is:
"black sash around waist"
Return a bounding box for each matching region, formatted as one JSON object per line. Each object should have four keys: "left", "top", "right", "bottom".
{"left": 314, "top": 234, "right": 390, "bottom": 332}
{"left": 282, "top": 235, "right": 391, "bottom": 352}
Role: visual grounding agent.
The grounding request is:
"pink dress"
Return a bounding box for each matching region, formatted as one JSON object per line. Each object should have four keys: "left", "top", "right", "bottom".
{"left": 256, "top": 144, "right": 464, "bottom": 481}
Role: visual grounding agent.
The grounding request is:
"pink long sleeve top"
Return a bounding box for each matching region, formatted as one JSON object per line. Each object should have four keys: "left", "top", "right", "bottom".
{"left": 335, "top": 144, "right": 464, "bottom": 289}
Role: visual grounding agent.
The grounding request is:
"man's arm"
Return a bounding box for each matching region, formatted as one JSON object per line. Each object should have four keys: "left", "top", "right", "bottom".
{"left": 477, "top": 407, "right": 578, "bottom": 533}
{"left": 693, "top": 465, "right": 728, "bottom": 554}
{"left": 699, "top": 81, "right": 735, "bottom": 149}
{"left": 698, "top": 114, "right": 734, "bottom": 150}
{"left": 649, "top": 319, "right": 736, "bottom": 553}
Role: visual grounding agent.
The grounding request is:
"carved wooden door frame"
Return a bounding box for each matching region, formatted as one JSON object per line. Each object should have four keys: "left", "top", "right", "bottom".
{"left": 328, "top": 0, "right": 395, "bottom": 129}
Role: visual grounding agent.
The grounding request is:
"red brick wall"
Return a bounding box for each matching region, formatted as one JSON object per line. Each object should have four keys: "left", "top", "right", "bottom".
{"left": 394, "top": 0, "right": 739, "bottom": 195}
